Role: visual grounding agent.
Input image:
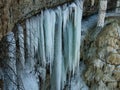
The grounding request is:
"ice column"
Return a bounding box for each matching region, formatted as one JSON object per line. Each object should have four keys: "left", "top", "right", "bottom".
{"left": 97, "top": 0, "right": 107, "bottom": 27}
{"left": 4, "top": 32, "right": 17, "bottom": 90}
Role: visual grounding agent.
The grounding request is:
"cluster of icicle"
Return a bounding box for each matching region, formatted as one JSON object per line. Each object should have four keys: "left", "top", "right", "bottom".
{"left": 5, "top": 0, "right": 84, "bottom": 90}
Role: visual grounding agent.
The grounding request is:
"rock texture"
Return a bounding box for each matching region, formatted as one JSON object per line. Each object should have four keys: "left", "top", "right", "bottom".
{"left": 82, "top": 17, "right": 120, "bottom": 90}
{"left": 0, "top": 0, "right": 73, "bottom": 39}
{"left": 0, "top": 0, "right": 117, "bottom": 40}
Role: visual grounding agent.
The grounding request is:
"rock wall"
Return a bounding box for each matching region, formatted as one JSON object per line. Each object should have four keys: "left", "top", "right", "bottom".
{"left": 0, "top": 0, "right": 117, "bottom": 40}
{"left": 82, "top": 17, "right": 120, "bottom": 90}
{"left": 0, "top": 0, "right": 73, "bottom": 39}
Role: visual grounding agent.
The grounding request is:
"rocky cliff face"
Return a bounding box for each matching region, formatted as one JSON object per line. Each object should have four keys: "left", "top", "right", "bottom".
{"left": 0, "top": 0, "right": 116, "bottom": 40}
{"left": 82, "top": 17, "right": 120, "bottom": 90}
{"left": 0, "top": 0, "right": 73, "bottom": 39}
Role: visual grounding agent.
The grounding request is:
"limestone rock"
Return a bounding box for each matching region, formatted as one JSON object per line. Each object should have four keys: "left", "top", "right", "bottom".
{"left": 0, "top": 0, "right": 116, "bottom": 40}
{"left": 83, "top": 17, "right": 120, "bottom": 90}
{"left": 0, "top": 0, "right": 73, "bottom": 40}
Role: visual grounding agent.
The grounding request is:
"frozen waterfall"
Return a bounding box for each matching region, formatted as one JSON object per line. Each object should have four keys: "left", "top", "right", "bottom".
{"left": 2, "top": 0, "right": 87, "bottom": 90}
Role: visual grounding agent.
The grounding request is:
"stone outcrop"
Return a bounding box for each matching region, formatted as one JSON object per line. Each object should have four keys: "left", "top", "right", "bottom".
{"left": 82, "top": 17, "right": 120, "bottom": 90}
{"left": 0, "top": 0, "right": 73, "bottom": 39}
{"left": 0, "top": 0, "right": 117, "bottom": 40}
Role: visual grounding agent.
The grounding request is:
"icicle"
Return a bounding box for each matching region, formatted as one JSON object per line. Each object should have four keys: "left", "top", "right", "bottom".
{"left": 30, "top": 17, "right": 37, "bottom": 69}
{"left": 73, "top": 0, "right": 83, "bottom": 74}
{"left": 37, "top": 11, "right": 46, "bottom": 67}
{"left": 25, "top": 19, "right": 32, "bottom": 72}
{"left": 25, "top": 17, "right": 37, "bottom": 72}
{"left": 17, "top": 24, "right": 25, "bottom": 69}
{"left": 116, "top": 0, "right": 120, "bottom": 13}
{"left": 91, "top": 0, "right": 95, "bottom": 6}
{"left": 43, "top": 9, "right": 55, "bottom": 66}
{"left": 33, "top": 15, "right": 39, "bottom": 52}
{"left": 51, "top": 7, "right": 62, "bottom": 90}
{"left": 4, "top": 32, "right": 17, "bottom": 90}
{"left": 49, "top": 10, "right": 56, "bottom": 74}
{"left": 16, "top": 24, "right": 26, "bottom": 90}
{"left": 62, "top": 5, "right": 69, "bottom": 74}
{"left": 62, "top": 0, "right": 83, "bottom": 89}
{"left": 62, "top": 0, "right": 83, "bottom": 75}
{"left": 97, "top": 0, "right": 107, "bottom": 27}
{"left": 30, "top": 17, "right": 37, "bottom": 57}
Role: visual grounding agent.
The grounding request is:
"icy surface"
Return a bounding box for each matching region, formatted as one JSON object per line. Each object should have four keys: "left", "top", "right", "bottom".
{"left": 2, "top": 0, "right": 88, "bottom": 90}
{"left": 22, "top": 0, "right": 84, "bottom": 89}
{"left": 4, "top": 32, "right": 17, "bottom": 90}
{"left": 21, "top": 71, "right": 39, "bottom": 90}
